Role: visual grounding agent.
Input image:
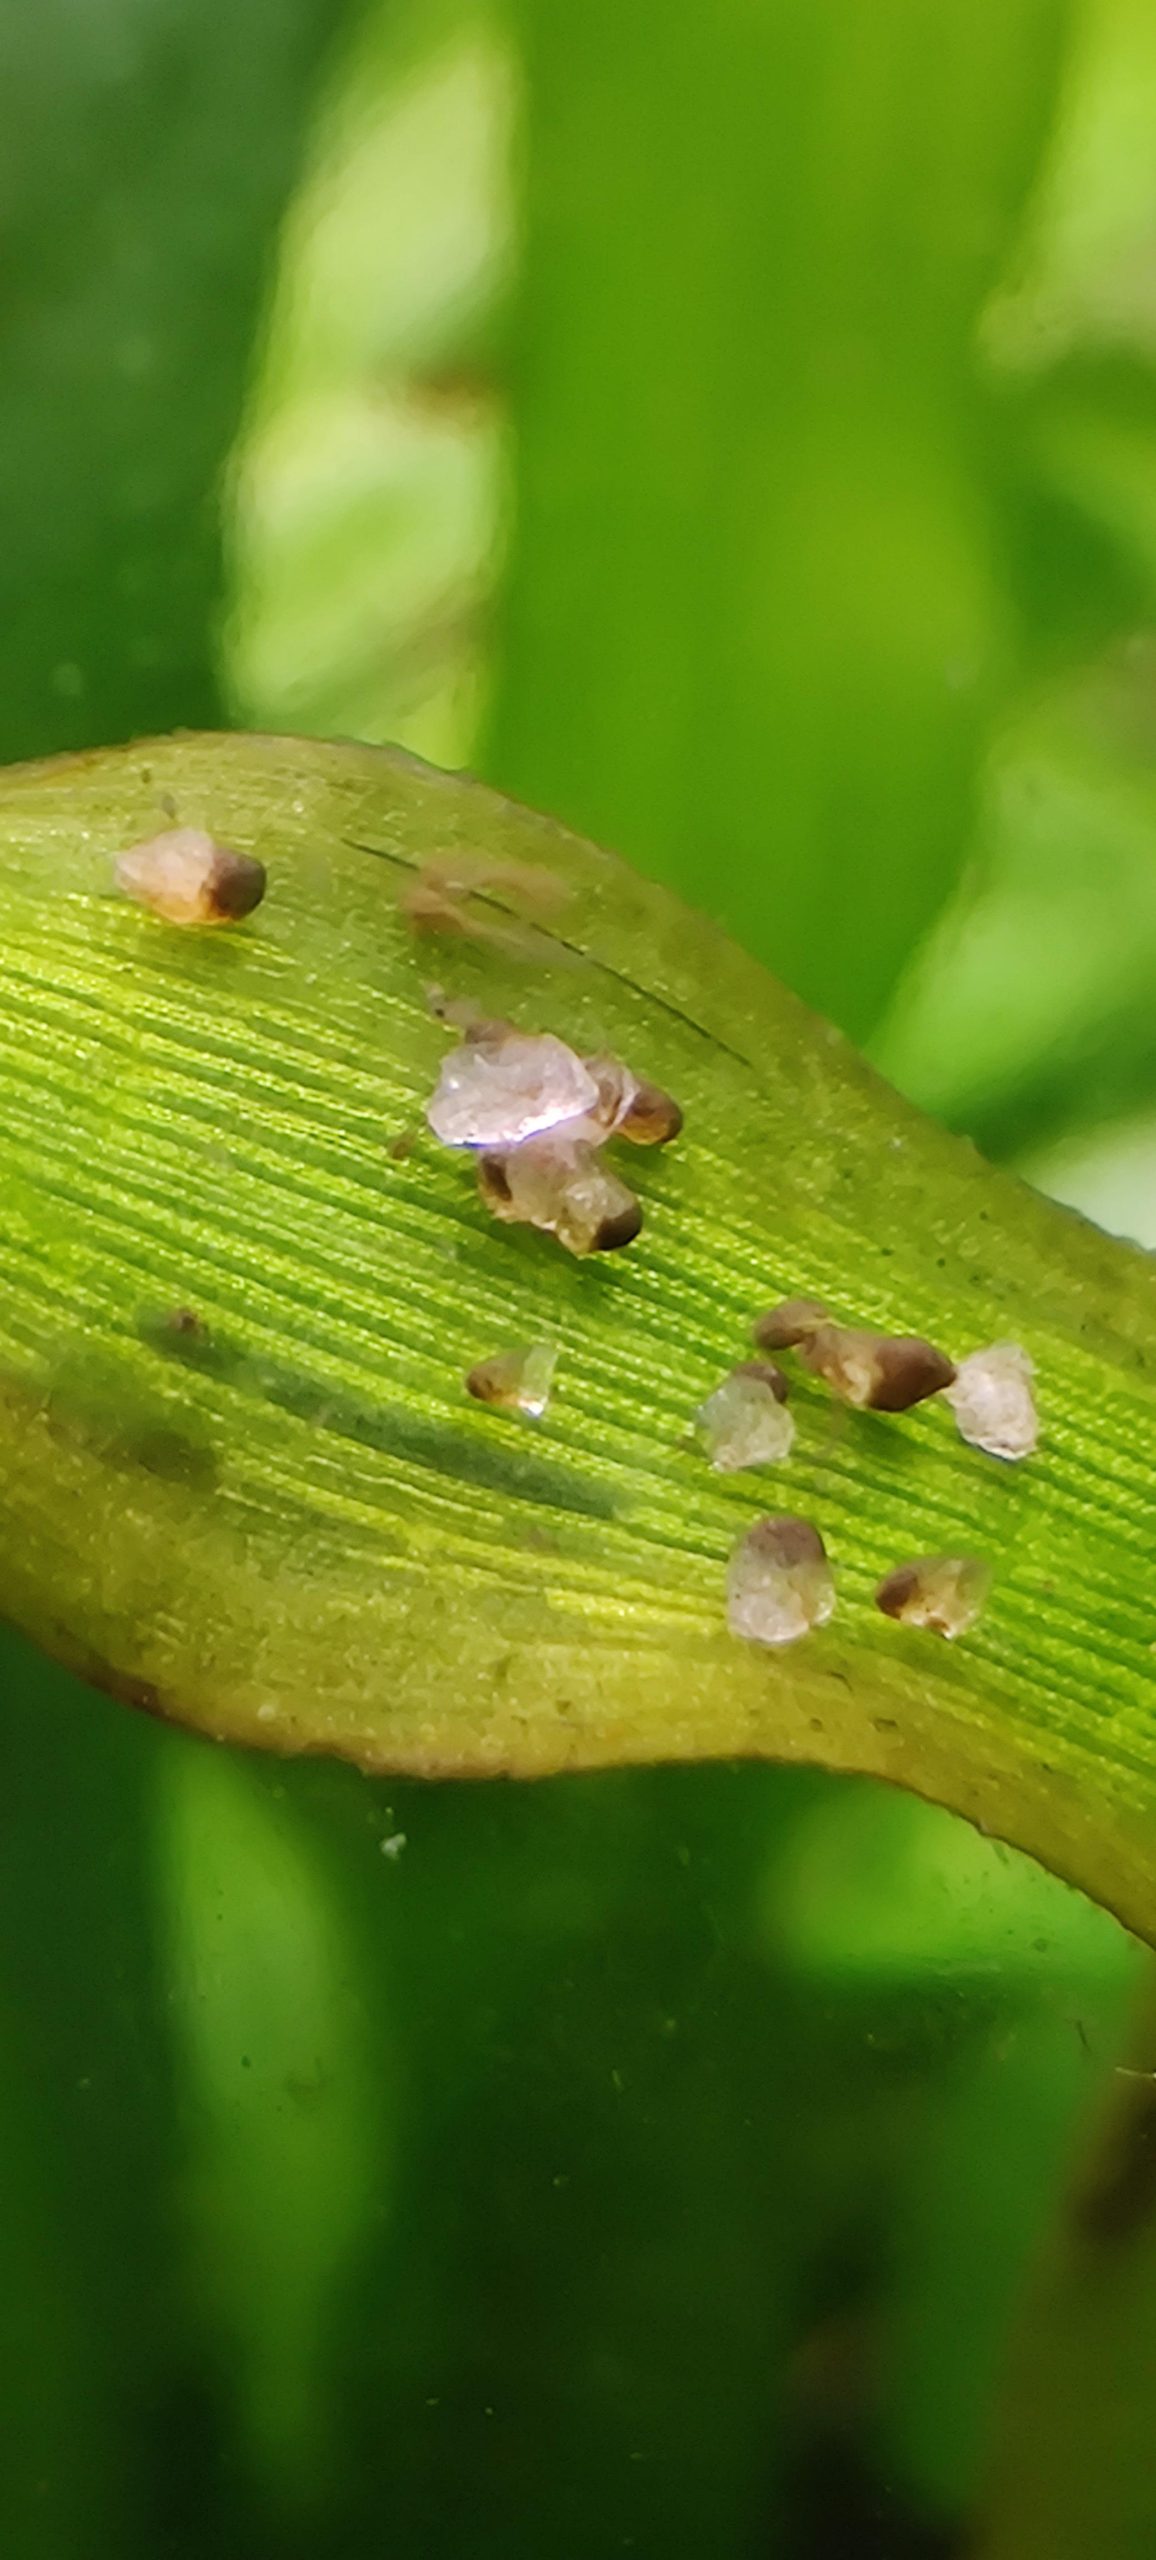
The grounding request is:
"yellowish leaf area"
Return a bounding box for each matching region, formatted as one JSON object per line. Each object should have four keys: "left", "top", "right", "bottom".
{"left": 1, "top": 732, "right": 1154, "bottom": 1933}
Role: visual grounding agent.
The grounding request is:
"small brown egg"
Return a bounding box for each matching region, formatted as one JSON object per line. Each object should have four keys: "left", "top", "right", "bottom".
{"left": 115, "top": 826, "right": 266, "bottom": 924}
{"left": 800, "top": 1324, "right": 955, "bottom": 1412}
{"left": 874, "top": 1553, "right": 991, "bottom": 1639}
{"left": 616, "top": 1077, "right": 683, "bottom": 1146}
{"left": 551, "top": 1152, "right": 642, "bottom": 1254}
{"left": 466, "top": 1343, "right": 558, "bottom": 1418}
{"left": 476, "top": 1135, "right": 642, "bottom": 1256}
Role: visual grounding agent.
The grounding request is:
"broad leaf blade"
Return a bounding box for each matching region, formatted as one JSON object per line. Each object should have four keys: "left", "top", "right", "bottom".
{"left": 1, "top": 731, "right": 1155, "bottom": 1934}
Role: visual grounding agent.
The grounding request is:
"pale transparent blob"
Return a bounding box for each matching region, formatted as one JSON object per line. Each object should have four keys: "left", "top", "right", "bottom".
{"left": 946, "top": 1342, "right": 1038, "bottom": 1461}
{"left": 426, "top": 1030, "right": 598, "bottom": 1148}
{"left": 466, "top": 1341, "right": 558, "bottom": 1417}
{"left": 875, "top": 1553, "right": 991, "bottom": 1639}
{"left": 157, "top": 1751, "right": 381, "bottom": 2503}
{"left": 726, "top": 1517, "right": 835, "bottom": 1647}
{"left": 550, "top": 1152, "right": 641, "bottom": 1255}
{"left": 695, "top": 1371, "right": 796, "bottom": 1472}
{"left": 480, "top": 1133, "right": 586, "bottom": 1224}
{"left": 479, "top": 1136, "right": 641, "bottom": 1255}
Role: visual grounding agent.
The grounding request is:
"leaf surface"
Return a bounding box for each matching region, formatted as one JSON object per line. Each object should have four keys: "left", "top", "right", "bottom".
{"left": 2, "top": 731, "right": 1155, "bottom": 1935}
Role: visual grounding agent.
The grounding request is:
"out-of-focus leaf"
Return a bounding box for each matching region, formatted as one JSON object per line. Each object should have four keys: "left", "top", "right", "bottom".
{"left": 877, "top": 1995, "right": 1141, "bottom": 2525}
{"left": 974, "top": 1983, "right": 1156, "bottom": 2559}
{"left": 764, "top": 1780, "right": 1138, "bottom": 1988}
{"left": 484, "top": 0, "right": 1071, "bottom": 1041}
{"left": 1025, "top": 1109, "right": 1156, "bottom": 1249}
{"left": 0, "top": 10, "right": 377, "bottom": 2548}
{"left": 159, "top": 1740, "right": 383, "bottom": 2508}
{"left": 4, "top": 733, "right": 1156, "bottom": 1937}
{"left": 0, "top": 1992, "right": 104, "bottom": 2559}
{"left": 872, "top": 645, "right": 1156, "bottom": 1159}
{"left": 0, "top": 0, "right": 350, "bottom": 764}
{"left": 763, "top": 1777, "right": 1143, "bottom": 2527}
{"left": 0, "top": 1628, "right": 183, "bottom": 2554}
{"left": 225, "top": 0, "right": 513, "bottom": 768}
{"left": 874, "top": 3, "right": 1156, "bottom": 1161}
{"left": 982, "top": 0, "right": 1156, "bottom": 379}
{"left": 321, "top": 1765, "right": 813, "bottom": 2555}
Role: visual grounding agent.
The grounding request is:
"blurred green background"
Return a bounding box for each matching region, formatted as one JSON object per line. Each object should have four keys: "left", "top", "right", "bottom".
{"left": 6, "top": 0, "right": 1156, "bottom": 2550}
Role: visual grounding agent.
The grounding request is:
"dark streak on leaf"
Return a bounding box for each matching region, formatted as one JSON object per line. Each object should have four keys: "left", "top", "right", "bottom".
{"left": 141, "top": 1314, "right": 616, "bottom": 1519}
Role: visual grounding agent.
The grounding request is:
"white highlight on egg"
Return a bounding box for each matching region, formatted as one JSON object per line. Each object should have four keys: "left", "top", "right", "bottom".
{"left": 945, "top": 1342, "right": 1038, "bottom": 1462}
{"left": 426, "top": 1030, "right": 599, "bottom": 1150}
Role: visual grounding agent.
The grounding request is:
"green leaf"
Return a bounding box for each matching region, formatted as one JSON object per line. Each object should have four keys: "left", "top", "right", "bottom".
{"left": 0, "top": 1632, "right": 181, "bottom": 2554}
{"left": 0, "top": 0, "right": 348, "bottom": 762}
{"left": 871, "top": 647, "right": 1156, "bottom": 1158}
{"left": 2, "top": 730, "right": 1156, "bottom": 1938}
{"left": 972, "top": 1986, "right": 1156, "bottom": 2560}
{"left": 225, "top": 0, "right": 512, "bottom": 768}
{"left": 158, "top": 1738, "right": 385, "bottom": 2504}
{"left": 485, "top": 0, "right": 1072, "bottom": 1040}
